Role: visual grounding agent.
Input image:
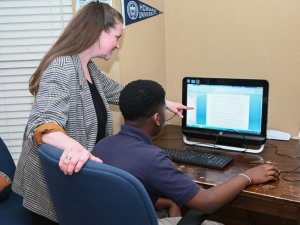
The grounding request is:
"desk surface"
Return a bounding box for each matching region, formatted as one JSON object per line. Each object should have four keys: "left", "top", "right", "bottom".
{"left": 152, "top": 125, "right": 300, "bottom": 223}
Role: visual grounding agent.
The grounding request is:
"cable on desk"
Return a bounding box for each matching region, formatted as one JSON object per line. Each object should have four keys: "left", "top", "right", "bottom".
{"left": 267, "top": 142, "right": 300, "bottom": 159}
{"left": 281, "top": 165, "right": 300, "bottom": 182}
{"left": 266, "top": 142, "right": 300, "bottom": 182}
{"left": 213, "top": 129, "right": 248, "bottom": 153}
{"left": 247, "top": 210, "right": 260, "bottom": 225}
{"left": 152, "top": 131, "right": 182, "bottom": 142}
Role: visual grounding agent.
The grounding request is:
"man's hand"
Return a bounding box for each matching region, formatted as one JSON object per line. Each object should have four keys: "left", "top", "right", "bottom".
{"left": 243, "top": 164, "right": 280, "bottom": 185}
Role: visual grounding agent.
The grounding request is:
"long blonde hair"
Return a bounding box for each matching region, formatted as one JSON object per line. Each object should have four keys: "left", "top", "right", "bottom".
{"left": 29, "top": 2, "right": 123, "bottom": 95}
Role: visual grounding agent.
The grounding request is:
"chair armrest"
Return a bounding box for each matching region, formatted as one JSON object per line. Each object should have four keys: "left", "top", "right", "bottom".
{"left": 177, "top": 209, "right": 209, "bottom": 225}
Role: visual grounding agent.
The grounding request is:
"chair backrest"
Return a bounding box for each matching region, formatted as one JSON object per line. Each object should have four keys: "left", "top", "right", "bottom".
{"left": 38, "top": 144, "right": 159, "bottom": 225}
{"left": 0, "top": 137, "right": 16, "bottom": 179}
{"left": 0, "top": 137, "right": 31, "bottom": 225}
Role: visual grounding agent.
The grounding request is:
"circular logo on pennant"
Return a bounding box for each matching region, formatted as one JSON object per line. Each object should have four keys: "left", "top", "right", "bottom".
{"left": 127, "top": 1, "right": 139, "bottom": 20}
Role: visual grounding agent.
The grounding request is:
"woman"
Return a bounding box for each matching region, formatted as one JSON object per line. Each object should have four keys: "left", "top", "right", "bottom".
{"left": 12, "top": 2, "right": 190, "bottom": 224}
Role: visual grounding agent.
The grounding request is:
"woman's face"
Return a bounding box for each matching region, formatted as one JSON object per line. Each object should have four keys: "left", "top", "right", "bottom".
{"left": 98, "top": 21, "right": 123, "bottom": 61}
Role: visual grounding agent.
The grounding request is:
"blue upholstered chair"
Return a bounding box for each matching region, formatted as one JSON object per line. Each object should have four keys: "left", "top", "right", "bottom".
{"left": 0, "top": 137, "right": 31, "bottom": 225}
{"left": 38, "top": 144, "right": 209, "bottom": 225}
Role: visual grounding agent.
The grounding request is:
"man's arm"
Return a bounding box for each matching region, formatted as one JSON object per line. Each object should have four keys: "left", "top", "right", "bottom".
{"left": 185, "top": 164, "right": 280, "bottom": 214}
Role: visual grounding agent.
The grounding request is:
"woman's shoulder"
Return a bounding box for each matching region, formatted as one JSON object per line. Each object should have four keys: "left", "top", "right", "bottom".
{"left": 50, "top": 55, "right": 74, "bottom": 69}
{"left": 41, "top": 55, "right": 76, "bottom": 85}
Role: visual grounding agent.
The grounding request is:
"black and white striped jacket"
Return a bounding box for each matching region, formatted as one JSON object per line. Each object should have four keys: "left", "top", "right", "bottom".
{"left": 12, "top": 54, "right": 123, "bottom": 222}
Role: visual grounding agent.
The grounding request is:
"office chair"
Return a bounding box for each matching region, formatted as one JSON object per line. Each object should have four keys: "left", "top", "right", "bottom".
{"left": 0, "top": 137, "right": 31, "bottom": 225}
{"left": 38, "top": 144, "right": 209, "bottom": 225}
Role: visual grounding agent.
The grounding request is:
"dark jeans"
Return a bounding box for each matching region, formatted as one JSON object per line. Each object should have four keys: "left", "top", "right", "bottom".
{"left": 30, "top": 211, "right": 59, "bottom": 225}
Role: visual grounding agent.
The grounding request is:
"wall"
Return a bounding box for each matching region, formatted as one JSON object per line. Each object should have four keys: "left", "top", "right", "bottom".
{"left": 73, "top": 0, "right": 300, "bottom": 137}
{"left": 164, "top": 0, "right": 300, "bottom": 136}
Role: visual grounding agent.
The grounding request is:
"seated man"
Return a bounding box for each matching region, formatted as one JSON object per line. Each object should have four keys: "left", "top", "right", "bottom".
{"left": 92, "top": 80, "right": 280, "bottom": 225}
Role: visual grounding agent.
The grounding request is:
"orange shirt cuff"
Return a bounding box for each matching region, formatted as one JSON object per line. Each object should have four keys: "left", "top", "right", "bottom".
{"left": 34, "top": 123, "right": 68, "bottom": 146}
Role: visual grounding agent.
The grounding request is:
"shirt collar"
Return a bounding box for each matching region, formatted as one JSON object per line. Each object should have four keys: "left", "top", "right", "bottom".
{"left": 119, "top": 124, "right": 153, "bottom": 146}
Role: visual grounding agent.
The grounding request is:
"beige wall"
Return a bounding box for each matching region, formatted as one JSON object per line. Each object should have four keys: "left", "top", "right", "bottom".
{"left": 73, "top": 0, "right": 300, "bottom": 137}
{"left": 164, "top": 0, "right": 300, "bottom": 137}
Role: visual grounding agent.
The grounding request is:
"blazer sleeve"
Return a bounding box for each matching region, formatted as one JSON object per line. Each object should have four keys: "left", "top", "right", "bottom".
{"left": 88, "top": 60, "right": 124, "bottom": 105}
{"left": 99, "top": 72, "right": 124, "bottom": 105}
{"left": 26, "top": 57, "right": 72, "bottom": 145}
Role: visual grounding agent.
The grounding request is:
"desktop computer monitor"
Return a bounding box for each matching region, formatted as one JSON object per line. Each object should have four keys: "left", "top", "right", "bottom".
{"left": 182, "top": 77, "right": 269, "bottom": 152}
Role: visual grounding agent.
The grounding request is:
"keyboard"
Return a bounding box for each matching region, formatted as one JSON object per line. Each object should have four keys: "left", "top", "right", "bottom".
{"left": 160, "top": 147, "right": 234, "bottom": 170}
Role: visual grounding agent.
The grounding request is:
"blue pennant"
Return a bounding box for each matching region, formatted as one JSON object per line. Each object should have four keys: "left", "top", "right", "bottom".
{"left": 123, "top": 0, "right": 163, "bottom": 26}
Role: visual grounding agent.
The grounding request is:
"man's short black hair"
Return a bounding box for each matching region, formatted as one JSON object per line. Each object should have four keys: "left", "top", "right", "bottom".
{"left": 119, "top": 80, "right": 165, "bottom": 121}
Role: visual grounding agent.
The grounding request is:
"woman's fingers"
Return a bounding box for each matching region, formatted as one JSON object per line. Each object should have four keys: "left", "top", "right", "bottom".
{"left": 59, "top": 146, "right": 86, "bottom": 174}
{"left": 90, "top": 154, "right": 103, "bottom": 163}
{"left": 58, "top": 146, "right": 103, "bottom": 174}
{"left": 72, "top": 151, "right": 89, "bottom": 173}
{"left": 59, "top": 147, "right": 73, "bottom": 172}
{"left": 67, "top": 151, "right": 83, "bottom": 175}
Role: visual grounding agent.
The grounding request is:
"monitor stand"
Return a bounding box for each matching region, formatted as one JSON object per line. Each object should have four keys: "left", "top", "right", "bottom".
{"left": 183, "top": 135, "right": 265, "bottom": 153}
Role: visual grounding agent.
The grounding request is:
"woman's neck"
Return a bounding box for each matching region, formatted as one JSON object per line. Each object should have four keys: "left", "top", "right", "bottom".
{"left": 78, "top": 50, "right": 93, "bottom": 83}
{"left": 78, "top": 49, "right": 92, "bottom": 67}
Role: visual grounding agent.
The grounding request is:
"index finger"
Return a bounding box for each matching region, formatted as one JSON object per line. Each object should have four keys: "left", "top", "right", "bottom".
{"left": 179, "top": 105, "right": 194, "bottom": 110}
{"left": 184, "top": 106, "right": 194, "bottom": 110}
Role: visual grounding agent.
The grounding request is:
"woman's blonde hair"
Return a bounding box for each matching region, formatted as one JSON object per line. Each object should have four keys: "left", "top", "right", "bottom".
{"left": 29, "top": 1, "right": 123, "bottom": 95}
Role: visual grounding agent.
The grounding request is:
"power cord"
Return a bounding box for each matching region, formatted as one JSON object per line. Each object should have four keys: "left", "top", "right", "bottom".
{"left": 266, "top": 142, "right": 300, "bottom": 182}
{"left": 213, "top": 129, "right": 249, "bottom": 153}
{"left": 247, "top": 210, "right": 260, "bottom": 225}
{"left": 281, "top": 165, "right": 300, "bottom": 182}
{"left": 166, "top": 114, "right": 176, "bottom": 122}
{"left": 267, "top": 142, "right": 300, "bottom": 159}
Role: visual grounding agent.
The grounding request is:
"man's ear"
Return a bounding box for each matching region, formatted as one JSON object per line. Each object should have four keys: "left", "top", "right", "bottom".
{"left": 152, "top": 112, "right": 161, "bottom": 127}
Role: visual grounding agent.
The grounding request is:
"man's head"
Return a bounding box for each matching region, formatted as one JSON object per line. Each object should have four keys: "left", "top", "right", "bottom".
{"left": 119, "top": 80, "right": 166, "bottom": 136}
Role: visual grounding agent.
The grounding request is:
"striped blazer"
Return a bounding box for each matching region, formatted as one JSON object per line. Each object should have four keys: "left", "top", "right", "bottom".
{"left": 12, "top": 54, "right": 124, "bottom": 222}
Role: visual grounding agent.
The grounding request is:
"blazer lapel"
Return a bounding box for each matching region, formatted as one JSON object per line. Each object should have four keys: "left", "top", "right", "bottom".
{"left": 70, "top": 54, "right": 97, "bottom": 150}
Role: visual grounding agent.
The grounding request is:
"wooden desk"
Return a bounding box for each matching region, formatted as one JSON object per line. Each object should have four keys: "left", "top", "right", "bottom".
{"left": 153, "top": 125, "right": 300, "bottom": 224}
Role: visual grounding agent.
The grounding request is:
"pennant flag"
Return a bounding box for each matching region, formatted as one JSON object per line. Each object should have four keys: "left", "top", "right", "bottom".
{"left": 123, "top": 0, "right": 163, "bottom": 26}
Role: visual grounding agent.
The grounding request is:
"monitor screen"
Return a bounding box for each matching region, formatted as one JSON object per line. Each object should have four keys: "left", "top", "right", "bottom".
{"left": 182, "top": 77, "right": 269, "bottom": 146}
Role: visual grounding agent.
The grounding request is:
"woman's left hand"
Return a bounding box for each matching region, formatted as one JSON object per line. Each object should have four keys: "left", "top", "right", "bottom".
{"left": 165, "top": 100, "right": 193, "bottom": 118}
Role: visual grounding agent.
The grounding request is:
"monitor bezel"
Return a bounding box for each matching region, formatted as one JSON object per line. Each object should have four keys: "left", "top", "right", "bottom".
{"left": 182, "top": 77, "right": 269, "bottom": 146}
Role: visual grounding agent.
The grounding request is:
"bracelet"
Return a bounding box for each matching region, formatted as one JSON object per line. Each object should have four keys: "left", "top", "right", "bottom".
{"left": 239, "top": 173, "right": 251, "bottom": 185}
